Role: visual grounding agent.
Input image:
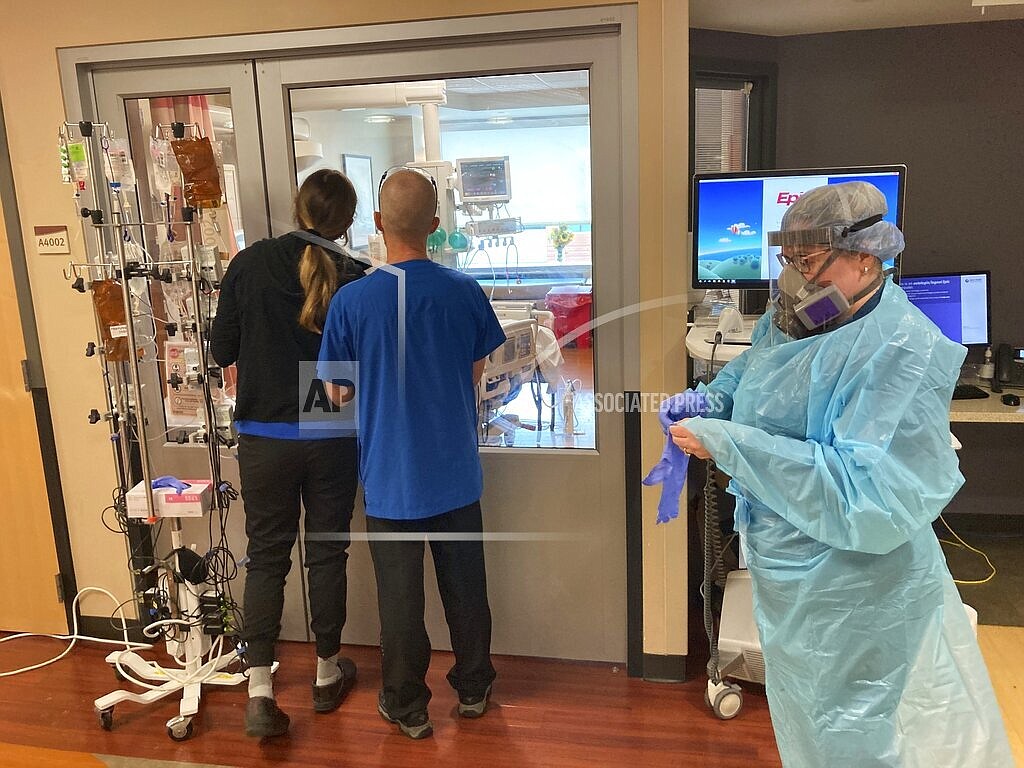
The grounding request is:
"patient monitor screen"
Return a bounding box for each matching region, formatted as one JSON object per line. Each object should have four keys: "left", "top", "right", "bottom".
{"left": 458, "top": 157, "right": 511, "bottom": 203}
{"left": 902, "top": 272, "right": 990, "bottom": 346}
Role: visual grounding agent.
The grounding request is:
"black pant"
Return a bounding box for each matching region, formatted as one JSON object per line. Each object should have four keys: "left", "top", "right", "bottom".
{"left": 237, "top": 434, "right": 358, "bottom": 667}
{"left": 367, "top": 501, "right": 496, "bottom": 718}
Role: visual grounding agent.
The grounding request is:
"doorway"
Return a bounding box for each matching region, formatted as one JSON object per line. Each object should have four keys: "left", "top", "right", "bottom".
{"left": 78, "top": 10, "right": 635, "bottom": 661}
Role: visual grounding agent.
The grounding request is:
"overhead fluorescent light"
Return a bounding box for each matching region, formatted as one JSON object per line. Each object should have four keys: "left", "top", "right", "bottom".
{"left": 365, "top": 114, "right": 396, "bottom": 124}
{"left": 487, "top": 116, "right": 513, "bottom": 125}
{"left": 971, "top": 0, "right": 1024, "bottom": 5}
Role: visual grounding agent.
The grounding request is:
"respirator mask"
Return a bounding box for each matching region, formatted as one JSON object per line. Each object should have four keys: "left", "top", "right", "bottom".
{"left": 768, "top": 214, "right": 887, "bottom": 340}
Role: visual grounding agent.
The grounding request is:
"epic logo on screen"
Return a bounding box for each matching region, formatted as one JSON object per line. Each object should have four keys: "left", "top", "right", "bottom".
{"left": 776, "top": 192, "right": 802, "bottom": 205}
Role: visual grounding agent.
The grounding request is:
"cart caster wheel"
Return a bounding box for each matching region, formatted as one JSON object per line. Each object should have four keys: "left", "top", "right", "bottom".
{"left": 98, "top": 707, "right": 114, "bottom": 731}
{"left": 705, "top": 679, "right": 743, "bottom": 720}
{"left": 167, "top": 716, "right": 194, "bottom": 741}
{"left": 712, "top": 685, "right": 743, "bottom": 720}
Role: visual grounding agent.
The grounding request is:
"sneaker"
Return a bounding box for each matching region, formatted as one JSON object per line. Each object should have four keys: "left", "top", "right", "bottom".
{"left": 245, "top": 697, "right": 290, "bottom": 738}
{"left": 377, "top": 691, "right": 433, "bottom": 739}
{"left": 457, "top": 685, "right": 492, "bottom": 718}
{"left": 312, "top": 657, "right": 357, "bottom": 714}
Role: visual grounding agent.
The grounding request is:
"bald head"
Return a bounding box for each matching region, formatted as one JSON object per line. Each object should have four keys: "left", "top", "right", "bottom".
{"left": 377, "top": 169, "right": 438, "bottom": 245}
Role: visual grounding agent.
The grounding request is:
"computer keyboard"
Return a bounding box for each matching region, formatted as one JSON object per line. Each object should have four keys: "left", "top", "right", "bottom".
{"left": 952, "top": 383, "right": 989, "bottom": 400}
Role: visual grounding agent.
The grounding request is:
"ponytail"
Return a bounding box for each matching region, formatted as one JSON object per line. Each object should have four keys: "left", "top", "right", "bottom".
{"left": 293, "top": 168, "right": 357, "bottom": 333}
{"left": 298, "top": 244, "right": 338, "bottom": 333}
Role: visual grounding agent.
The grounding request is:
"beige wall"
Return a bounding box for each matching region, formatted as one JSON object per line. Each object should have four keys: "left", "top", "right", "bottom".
{"left": 0, "top": 0, "right": 690, "bottom": 656}
{"left": 0, "top": 172, "right": 68, "bottom": 633}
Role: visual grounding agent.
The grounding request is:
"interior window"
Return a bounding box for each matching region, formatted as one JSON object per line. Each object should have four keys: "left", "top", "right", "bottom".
{"left": 288, "top": 72, "right": 596, "bottom": 449}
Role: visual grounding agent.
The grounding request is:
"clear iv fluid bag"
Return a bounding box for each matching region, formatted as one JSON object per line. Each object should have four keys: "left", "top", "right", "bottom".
{"left": 104, "top": 138, "right": 137, "bottom": 193}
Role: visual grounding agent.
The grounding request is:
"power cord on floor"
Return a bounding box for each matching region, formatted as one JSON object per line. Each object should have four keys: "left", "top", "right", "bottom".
{"left": 0, "top": 587, "right": 235, "bottom": 688}
{"left": 0, "top": 587, "right": 151, "bottom": 678}
{"left": 938, "top": 514, "right": 997, "bottom": 586}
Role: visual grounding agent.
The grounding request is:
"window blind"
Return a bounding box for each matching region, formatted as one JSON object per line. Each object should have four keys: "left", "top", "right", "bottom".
{"left": 694, "top": 84, "right": 750, "bottom": 174}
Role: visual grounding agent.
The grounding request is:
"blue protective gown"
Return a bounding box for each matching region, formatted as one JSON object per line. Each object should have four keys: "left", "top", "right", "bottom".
{"left": 685, "top": 280, "right": 1014, "bottom": 768}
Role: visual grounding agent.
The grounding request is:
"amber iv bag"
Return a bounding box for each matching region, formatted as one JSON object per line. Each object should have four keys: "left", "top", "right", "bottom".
{"left": 170, "top": 136, "right": 222, "bottom": 209}
{"left": 92, "top": 280, "right": 141, "bottom": 362}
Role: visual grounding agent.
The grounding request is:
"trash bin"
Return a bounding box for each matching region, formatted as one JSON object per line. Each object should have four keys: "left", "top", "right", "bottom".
{"left": 545, "top": 285, "right": 593, "bottom": 349}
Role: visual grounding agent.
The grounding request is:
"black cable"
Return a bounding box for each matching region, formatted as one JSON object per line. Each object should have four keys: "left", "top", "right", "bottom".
{"left": 703, "top": 331, "right": 726, "bottom": 684}
{"left": 703, "top": 459, "right": 723, "bottom": 684}
{"left": 107, "top": 597, "right": 138, "bottom": 633}
{"left": 101, "top": 504, "right": 124, "bottom": 534}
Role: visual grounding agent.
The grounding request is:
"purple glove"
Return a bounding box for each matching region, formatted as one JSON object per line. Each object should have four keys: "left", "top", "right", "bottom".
{"left": 657, "top": 390, "right": 708, "bottom": 430}
{"left": 643, "top": 391, "right": 708, "bottom": 524}
{"left": 642, "top": 439, "right": 689, "bottom": 523}
{"left": 152, "top": 475, "right": 190, "bottom": 494}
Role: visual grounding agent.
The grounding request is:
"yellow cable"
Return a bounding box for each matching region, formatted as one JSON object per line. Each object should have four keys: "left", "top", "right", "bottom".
{"left": 938, "top": 515, "right": 997, "bottom": 586}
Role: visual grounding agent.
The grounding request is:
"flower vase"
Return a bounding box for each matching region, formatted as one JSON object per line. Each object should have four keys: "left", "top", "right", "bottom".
{"left": 556, "top": 245, "right": 564, "bottom": 262}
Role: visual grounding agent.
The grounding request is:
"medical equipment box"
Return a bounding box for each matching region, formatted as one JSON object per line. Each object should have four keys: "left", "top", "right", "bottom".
{"left": 126, "top": 480, "right": 213, "bottom": 518}
{"left": 467, "top": 217, "right": 522, "bottom": 237}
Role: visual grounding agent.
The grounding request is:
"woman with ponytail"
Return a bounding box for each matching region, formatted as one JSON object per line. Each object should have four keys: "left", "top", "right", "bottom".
{"left": 211, "top": 169, "right": 366, "bottom": 738}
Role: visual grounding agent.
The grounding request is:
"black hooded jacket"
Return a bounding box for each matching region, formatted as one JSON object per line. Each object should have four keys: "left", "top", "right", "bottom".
{"left": 210, "top": 232, "right": 367, "bottom": 423}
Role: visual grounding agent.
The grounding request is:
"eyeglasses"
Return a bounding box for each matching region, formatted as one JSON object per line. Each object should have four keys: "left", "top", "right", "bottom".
{"left": 377, "top": 165, "right": 439, "bottom": 212}
{"left": 776, "top": 247, "right": 832, "bottom": 274}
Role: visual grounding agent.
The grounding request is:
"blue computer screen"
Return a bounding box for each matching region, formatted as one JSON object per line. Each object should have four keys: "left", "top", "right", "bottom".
{"left": 902, "top": 272, "right": 990, "bottom": 346}
{"left": 692, "top": 166, "right": 905, "bottom": 288}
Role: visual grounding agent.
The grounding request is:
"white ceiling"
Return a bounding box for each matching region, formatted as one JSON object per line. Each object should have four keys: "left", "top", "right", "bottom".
{"left": 689, "top": 0, "right": 1024, "bottom": 36}
{"left": 289, "top": 72, "right": 590, "bottom": 129}
{"left": 446, "top": 72, "right": 588, "bottom": 93}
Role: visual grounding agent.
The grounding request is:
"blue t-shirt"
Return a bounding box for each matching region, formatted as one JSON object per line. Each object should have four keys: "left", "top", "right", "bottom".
{"left": 318, "top": 260, "right": 506, "bottom": 520}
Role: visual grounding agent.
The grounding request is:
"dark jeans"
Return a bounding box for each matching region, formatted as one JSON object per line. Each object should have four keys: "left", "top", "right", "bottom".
{"left": 367, "top": 500, "right": 496, "bottom": 718}
{"left": 237, "top": 434, "right": 358, "bottom": 667}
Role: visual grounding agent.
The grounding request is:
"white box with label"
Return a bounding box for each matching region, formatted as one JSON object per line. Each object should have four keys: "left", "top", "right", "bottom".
{"left": 126, "top": 480, "right": 213, "bottom": 519}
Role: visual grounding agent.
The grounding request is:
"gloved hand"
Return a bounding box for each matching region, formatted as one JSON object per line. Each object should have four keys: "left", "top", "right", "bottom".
{"left": 643, "top": 390, "right": 708, "bottom": 523}
{"left": 657, "top": 390, "right": 708, "bottom": 432}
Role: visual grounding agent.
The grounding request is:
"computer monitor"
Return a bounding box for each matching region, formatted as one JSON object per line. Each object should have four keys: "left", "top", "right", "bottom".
{"left": 456, "top": 156, "right": 512, "bottom": 204}
{"left": 901, "top": 271, "right": 991, "bottom": 346}
{"left": 692, "top": 165, "right": 907, "bottom": 289}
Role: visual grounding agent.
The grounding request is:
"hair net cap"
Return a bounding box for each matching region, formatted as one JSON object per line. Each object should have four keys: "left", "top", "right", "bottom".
{"left": 776, "top": 181, "right": 905, "bottom": 262}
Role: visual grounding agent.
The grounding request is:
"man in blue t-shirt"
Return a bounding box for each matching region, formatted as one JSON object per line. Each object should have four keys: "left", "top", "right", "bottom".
{"left": 319, "top": 167, "right": 506, "bottom": 740}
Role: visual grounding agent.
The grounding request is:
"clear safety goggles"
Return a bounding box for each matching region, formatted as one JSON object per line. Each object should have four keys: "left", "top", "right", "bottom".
{"left": 768, "top": 214, "right": 885, "bottom": 256}
{"left": 768, "top": 226, "right": 836, "bottom": 249}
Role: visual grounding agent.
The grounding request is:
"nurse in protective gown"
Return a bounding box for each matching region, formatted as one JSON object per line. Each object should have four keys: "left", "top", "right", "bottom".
{"left": 670, "top": 182, "right": 1014, "bottom": 768}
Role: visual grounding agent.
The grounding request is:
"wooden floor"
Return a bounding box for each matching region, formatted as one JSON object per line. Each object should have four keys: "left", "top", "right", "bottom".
{"left": 978, "top": 625, "right": 1024, "bottom": 762}
{"left": 1, "top": 627, "right": 1020, "bottom": 767}
{"left": 0, "top": 638, "right": 781, "bottom": 768}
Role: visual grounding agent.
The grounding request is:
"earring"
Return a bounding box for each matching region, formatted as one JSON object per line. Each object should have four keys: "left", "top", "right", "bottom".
{"left": 863, "top": 266, "right": 869, "bottom": 274}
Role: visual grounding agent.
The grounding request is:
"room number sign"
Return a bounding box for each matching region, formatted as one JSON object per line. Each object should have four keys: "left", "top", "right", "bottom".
{"left": 34, "top": 225, "right": 71, "bottom": 255}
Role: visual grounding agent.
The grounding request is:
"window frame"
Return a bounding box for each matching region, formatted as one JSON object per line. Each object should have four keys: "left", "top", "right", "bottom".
{"left": 689, "top": 56, "right": 778, "bottom": 197}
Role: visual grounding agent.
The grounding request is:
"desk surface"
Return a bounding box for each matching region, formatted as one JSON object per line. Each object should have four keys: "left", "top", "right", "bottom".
{"left": 949, "top": 381, "right": 1024, "bottom": 423}
{"left": 686, "top": 334, "right": 1024, "bottom": 422}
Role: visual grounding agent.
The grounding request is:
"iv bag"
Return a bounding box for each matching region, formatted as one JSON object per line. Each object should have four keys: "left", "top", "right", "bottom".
{"left": 92, "top": 280, "right": 139, "bottom": 363}
{"left": 103, "top": 137, "right": 137, "bottom": 193}
{"left": 170, "top": 136, "right": 223, "bottom": 208}
{"left": 149, "top": 137, "right": 176, "bottom": 197}
{"left": 67, "top": 141, "right": 89, "bottom": 193}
